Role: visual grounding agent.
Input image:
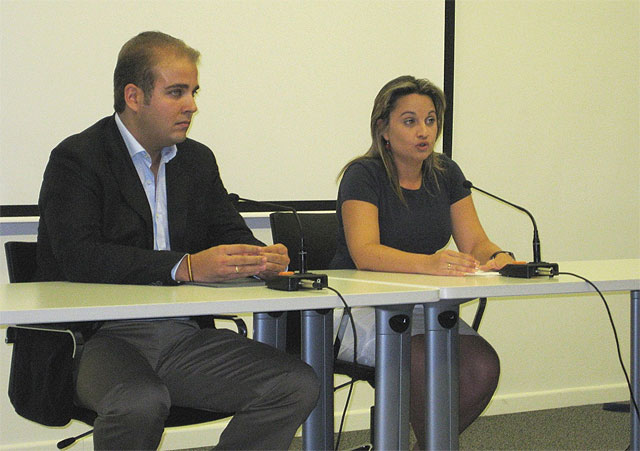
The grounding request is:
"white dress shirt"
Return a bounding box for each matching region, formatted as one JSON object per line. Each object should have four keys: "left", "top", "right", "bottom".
{"left": 115, "top": 113, "right": 183, "bottom": 280}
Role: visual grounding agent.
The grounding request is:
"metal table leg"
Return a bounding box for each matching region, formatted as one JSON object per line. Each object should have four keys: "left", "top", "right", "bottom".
{"left": 423, "top": 300, "right": 461, "bottom": 450}
{"left": 302, "top": 309, "right": 334, "bottom": 451}
{"left": 252, "top": 311, "right": 287, "bottom": 350}
{"left": 631, "top": 290, "right": 639, "bottom": 450}
{"left": 374, "top": 304, "right": 413, "bottom": 450}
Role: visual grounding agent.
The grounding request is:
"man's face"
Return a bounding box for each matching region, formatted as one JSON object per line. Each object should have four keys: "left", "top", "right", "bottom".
{"left": 136, "top": 53, "right": 199, "bottom": 154}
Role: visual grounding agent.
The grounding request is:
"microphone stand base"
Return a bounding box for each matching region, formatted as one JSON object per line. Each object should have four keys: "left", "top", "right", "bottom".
{"left": 499, "top": 262, "right": 559, "bottom": 278}
{"left": 266, "top": 273, "right": 329, "bottom": 291}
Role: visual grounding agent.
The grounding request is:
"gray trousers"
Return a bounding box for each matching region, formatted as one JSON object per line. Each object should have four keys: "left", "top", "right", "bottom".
{"left": 75, "top": 319, "right": 319, "bottom": 450}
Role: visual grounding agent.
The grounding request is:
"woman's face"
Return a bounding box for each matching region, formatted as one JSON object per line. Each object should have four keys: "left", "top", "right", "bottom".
{"left": 382, "top": 93, "right": 438, "bottom": 167}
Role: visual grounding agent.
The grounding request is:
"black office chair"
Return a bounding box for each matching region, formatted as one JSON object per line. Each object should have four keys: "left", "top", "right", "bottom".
{"left": 268, "top": 212, "right": 354, "bottom": 355}
{"left": 269, "top": 211, "right": 488, "bottom": 442}
{"left": 4, "top": 241, "right": 242, "bottom": 449}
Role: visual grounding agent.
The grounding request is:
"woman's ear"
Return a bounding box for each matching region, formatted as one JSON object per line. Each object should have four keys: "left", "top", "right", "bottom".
{"left": 377, "top": 119, "right": 388, "bottom": 141}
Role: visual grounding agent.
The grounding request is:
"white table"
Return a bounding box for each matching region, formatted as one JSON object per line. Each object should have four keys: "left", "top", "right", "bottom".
{"left": 0, "top": 277, "right": 439, "bottom": 450}
{"left": 332, "top": 259, "right": 640, "bottom": 450}
{"left": 3, "top": 260, "right": 638, "bottom": 450}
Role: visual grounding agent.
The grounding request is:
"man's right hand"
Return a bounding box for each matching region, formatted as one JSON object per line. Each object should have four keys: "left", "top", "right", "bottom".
{"left": 177, "top": 244, "right": 268, "bottom": 282}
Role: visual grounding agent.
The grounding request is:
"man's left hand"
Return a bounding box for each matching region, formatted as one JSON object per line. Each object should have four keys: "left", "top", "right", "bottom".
{"left": 257, "top": 243, "right": 290, "bottom": 280}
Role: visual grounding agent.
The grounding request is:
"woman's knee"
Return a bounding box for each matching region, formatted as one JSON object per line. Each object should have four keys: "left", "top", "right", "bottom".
{"left": 460, "top": 335, "right": 500, "bottom": 391}
{"left": 478, "top": 340, "right": 500, "bottom": 384}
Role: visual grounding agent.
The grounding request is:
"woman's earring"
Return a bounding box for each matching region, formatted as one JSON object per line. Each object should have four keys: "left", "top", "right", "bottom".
{"left": 385, "top": 139, "right": 391, "bottom": 151}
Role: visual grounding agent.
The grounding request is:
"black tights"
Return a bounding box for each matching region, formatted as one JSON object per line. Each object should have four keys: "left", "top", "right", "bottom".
{"left": 409, "top": 333, "right": 500, "bottom": 450}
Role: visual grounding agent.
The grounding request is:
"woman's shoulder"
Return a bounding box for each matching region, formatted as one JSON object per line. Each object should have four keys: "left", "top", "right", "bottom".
{"left": 432, "top": 153, "right": 469, "bottom": 200}
{"left": 344, "top": 157, "right": 385, "bottom": 179}
{"left": 339, "top": 157, "right": 389, "bottom": 203}
{"left": 436, "top": 152, "right": 459, "bottom": 170}
{"left": 435, "top": 153, "right": 466, "bottom": 180}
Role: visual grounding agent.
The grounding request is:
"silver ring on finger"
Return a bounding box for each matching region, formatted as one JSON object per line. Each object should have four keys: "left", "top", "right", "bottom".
{"left": 447, "top": 263, "right": 452, "bottom": 270}
{"left": 235, "top": 265, "right": 239, "bottom": 273}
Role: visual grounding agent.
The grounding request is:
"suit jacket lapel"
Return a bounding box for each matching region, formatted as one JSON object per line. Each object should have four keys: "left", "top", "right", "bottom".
{"left": 104, "top": 116, "right": 154, "bottom": 244}
{"left": 166, "top": 145, "right": 190, "bottom": 251}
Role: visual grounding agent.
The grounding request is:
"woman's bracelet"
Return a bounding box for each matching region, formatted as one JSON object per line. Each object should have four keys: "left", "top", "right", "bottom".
{"left": 490, "top": 250, "right": 514, "bottom": 260}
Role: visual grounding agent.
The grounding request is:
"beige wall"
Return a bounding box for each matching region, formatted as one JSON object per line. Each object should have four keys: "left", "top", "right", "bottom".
{"left": 1, "top": 0, "right": 639, "bottom": 449}
{"left": 0, "top": 0, "right": 445, "bottom": 206}
{"left": 452, "top": 0, "right": 639, "bottom": 415}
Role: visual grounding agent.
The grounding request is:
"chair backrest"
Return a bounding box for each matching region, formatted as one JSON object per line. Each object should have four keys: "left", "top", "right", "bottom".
{"left": 269, "top": 211, "right": 338, "bottom": 355}
{"left": 269, "top": 211, "right": 338, "bottom": 273}
{"left": 4, "top": 241, "right": 38, "bottom": 283}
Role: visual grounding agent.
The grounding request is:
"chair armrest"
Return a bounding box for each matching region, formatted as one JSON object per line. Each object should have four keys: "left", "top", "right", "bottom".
{"left": 212, "top": 315, "right": 248, "bottom": 337}
{"left": 193, "top": 315, "right": 248, "bottom": 337}
{"left": 6, "top": 325, "right": 85, "bottom": 358}
{"left": 334, "top": 359, "right": 375, "bottom": 387}
{"left": 471, "top": 297, "right": 487, "bottom": 331}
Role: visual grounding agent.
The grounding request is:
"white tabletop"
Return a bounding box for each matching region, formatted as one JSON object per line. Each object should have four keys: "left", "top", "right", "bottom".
{"left": 0, "top": 274, "right": 439, "bottom": 325}
{"left": 330, "top": 259, "right": 640, "bottom": 300}
{"left": 2, "top": 261, "right": 637, "bottom": 325}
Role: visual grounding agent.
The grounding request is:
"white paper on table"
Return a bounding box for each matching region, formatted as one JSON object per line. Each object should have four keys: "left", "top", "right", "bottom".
{"left": 467, "top": 271, "right": 500, "bottom": 276}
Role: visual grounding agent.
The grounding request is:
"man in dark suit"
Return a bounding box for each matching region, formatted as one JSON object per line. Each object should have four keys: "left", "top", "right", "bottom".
{"left": 35, "top": 31, "right": 319, "bottom": 450}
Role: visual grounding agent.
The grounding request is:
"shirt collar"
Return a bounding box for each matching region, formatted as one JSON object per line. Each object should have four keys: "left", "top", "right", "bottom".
{"left": 115, "top": 113, "right": 177, "bottom": 163}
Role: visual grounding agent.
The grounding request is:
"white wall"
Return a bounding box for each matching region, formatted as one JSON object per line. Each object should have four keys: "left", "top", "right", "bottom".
{"left": 452, "top": 0, "right": 639, "bottom": 415}
{"left": 0, "top": 0, "right": 445, "bottom": 205}
{"left": 1, "top": 0, "right": 639, "bottom": 449}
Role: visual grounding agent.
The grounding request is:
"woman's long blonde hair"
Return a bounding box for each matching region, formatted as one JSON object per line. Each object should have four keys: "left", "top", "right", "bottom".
{"left": 338, "top": 76, "right": 447, "bottom": 204}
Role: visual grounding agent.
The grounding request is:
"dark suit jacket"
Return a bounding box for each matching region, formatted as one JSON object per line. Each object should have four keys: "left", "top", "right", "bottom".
{"left": 36, "top": 115, "right": 261, "bottom": 285}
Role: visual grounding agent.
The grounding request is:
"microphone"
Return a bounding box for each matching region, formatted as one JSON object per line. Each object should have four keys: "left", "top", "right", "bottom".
{"left": 228, "top": 193, "right": 308, "bottom": 273}
{"left": 463, "top": 180, "right": 558, "bottom": 278}
{"left": 56, "top": 429, "right": 93, "bottom": 449}
{"left": 228, "top": 194, "right": 328, "bottom": 291}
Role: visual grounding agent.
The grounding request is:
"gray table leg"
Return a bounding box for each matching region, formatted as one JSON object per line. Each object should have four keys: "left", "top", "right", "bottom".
{"left": 631, "top": 290, "right": 639, "bottom": 450}
{"left": 252, "top": 311, "right": 286, "bottom": 351}
{"left": 374, "top": 304, "right": 413, "bottom": 450}
{"left": 423, "top": 300, "right": 461, "bottom": 450}
{"left": 301, "top": 309, "right": 334, "bottom": 451}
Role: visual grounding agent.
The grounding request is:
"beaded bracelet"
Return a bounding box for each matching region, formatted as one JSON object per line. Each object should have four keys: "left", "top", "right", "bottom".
{"left": 186, "top": 254, "right": 194, "bottom": 282}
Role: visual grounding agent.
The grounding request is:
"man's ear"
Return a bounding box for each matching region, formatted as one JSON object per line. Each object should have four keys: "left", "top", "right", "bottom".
{"left": 123, "top": 83, "right": 143, "bottom": 112}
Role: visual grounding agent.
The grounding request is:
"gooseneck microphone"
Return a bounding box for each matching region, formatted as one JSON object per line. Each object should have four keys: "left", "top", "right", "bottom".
{"left": 228, "top": 194, "right": 328, "bottom": 290}
{"left": 463, "top": 180, "right": 541, "bottom": 262}
{"left": 463, "top": 180, "right": 558, "bottom": 278}
{"left": 228, "top": 193, "right": 307, "bottom": 272}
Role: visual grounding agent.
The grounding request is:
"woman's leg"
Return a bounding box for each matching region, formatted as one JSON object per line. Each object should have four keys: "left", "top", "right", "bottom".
{"left": 410, "top": 333, "right": 500, "bottom": 449}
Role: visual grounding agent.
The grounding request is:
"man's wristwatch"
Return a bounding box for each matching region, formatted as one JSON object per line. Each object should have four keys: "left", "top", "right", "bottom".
{"left": 490, "top": 250, "right": 515, "bottom": 260}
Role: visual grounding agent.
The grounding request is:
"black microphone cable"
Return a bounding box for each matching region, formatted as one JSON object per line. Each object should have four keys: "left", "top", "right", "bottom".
{"left": 558, "top": 271, "right": 640, "bottom": 419}
{"left": 324, "top": 284, "right": 359, "bottom": 451}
